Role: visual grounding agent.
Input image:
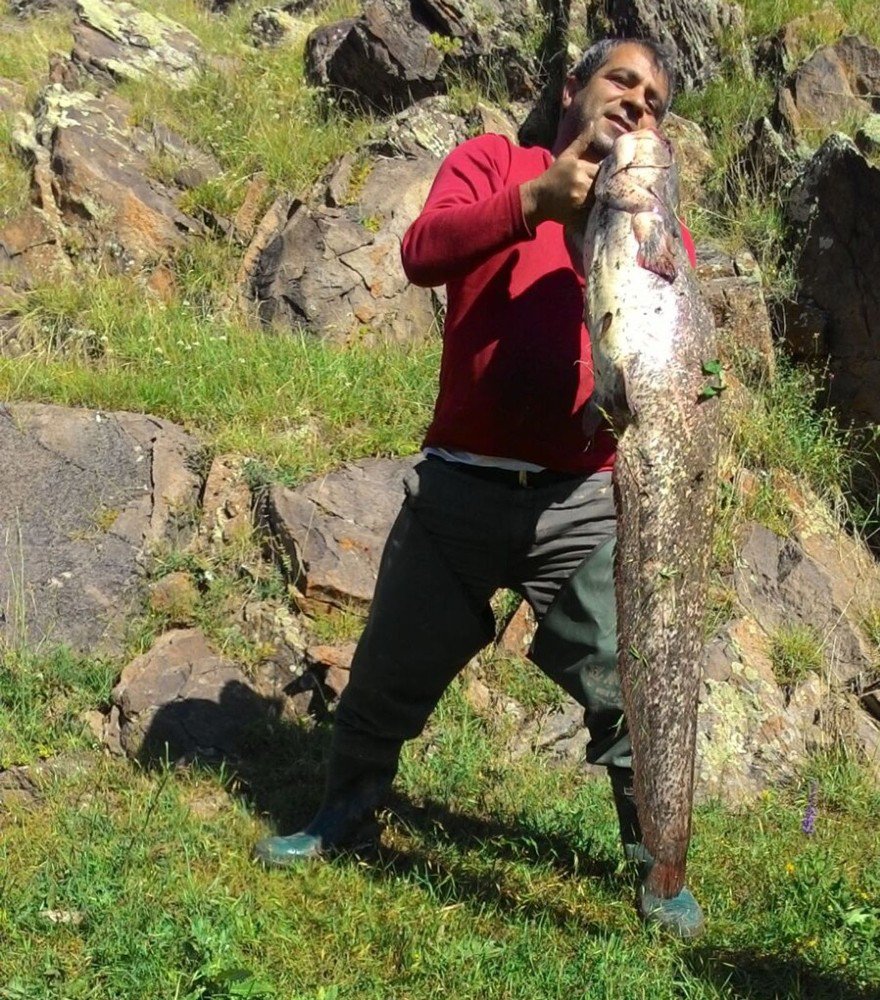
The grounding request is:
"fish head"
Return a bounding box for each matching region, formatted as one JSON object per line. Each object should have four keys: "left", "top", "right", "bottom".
{"left": 593, "top": 129, "right": 680, "bottom": 219}
{"left": 605, "top": 129, "right": 674, "bottom": 174}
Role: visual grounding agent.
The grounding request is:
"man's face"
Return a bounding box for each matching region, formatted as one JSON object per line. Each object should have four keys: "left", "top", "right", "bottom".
{"left": 556, "top": 43, "right": 670, "bottom": 158}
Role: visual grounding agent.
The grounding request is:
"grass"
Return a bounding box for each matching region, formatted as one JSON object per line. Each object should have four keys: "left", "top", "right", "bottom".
{"left": 0, "top": 277, "right": 440, "bottom": 482}
{"left": 0, "top": 642, "right": 116, "bottom": 768}
{"left": 0, "top": 674, "right": 877, "bottom": 998}
{"left": 0, "top": 117, "right": 31, "bottom": 224}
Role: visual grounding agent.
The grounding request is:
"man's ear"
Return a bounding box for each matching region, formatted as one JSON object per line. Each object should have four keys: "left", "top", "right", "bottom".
{"left": 561, "top": 75, "right": 581, "bottom": 110}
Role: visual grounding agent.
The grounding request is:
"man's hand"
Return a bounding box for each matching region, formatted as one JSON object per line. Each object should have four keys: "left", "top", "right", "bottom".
{"left": 520, "top": 128, "right": 601, "bottom": 231}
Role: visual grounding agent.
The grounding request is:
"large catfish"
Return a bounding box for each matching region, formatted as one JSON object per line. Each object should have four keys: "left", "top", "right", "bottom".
{"left": 580, "top": 128, "right": 720, "bottom": 900}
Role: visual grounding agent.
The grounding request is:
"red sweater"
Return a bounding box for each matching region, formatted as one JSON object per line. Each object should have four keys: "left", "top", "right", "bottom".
{"left": 400, "top": 133, "right": 695, "bottom": 474}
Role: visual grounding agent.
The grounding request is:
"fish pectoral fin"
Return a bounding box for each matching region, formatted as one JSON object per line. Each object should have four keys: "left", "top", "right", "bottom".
{"left": 633, "top": 211, "right": 677, "bottom": 282}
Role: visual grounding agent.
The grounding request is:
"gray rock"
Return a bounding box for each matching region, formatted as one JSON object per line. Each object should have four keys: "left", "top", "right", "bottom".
{"left": 734, "top": 521, "right": 878, "bottom": 687}
{"left": 108, "top": 628, "right": 277, "bottom": 763}
{"left": 785, "top": 134, "right": 880, "bottom": 430}
{"left": 306, "top": 0, "right": 443, "bottom": 111}
{"left": 305, "top": 0, "right": 544, "bottom": 112}
{"left": 267, "top": 456, "right": 417, "bottom": 612}
{"left": 600, "top": 0, "right": 746, "bottom": 90}
{"left": 0, "top": 403, "right": 202, "bottom": 653}
{"left": 770, "top": 298, "right": 829, "bottom": 362}
{"left": 695, "top": 244, "right": 775, "bottom": 382}
{"left": 242, "top": 151, "right": 441, "bottom": 342}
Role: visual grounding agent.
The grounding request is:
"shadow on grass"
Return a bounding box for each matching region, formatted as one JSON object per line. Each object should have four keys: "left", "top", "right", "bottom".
{"left": 137, "top": 679, "right": 620, "bottom": 930}
{"left": 683, "top": 948, "right": 879, "bottom": 1000}
{"left": 136, "top": 677, "right": 333, "bottom": 832}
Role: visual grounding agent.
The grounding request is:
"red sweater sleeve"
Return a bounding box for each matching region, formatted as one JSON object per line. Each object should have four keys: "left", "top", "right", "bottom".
{"left": 681, "top": 223, "right": 697, "bottom": 267}
{"left": 401, "top": 134, "right": 537, "bottom": 288}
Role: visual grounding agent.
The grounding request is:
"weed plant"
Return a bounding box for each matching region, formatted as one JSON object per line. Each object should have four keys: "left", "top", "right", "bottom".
{"left": 768, "top": 622, "right": 824, "bottom": 688}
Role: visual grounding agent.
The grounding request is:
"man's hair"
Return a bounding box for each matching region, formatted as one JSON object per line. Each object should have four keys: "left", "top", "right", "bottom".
{"left": 570, "top": 38, "right": 677, "bottom": 120}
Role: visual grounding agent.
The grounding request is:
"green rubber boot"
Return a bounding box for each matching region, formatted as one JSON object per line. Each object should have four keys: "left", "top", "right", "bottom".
{"left": 253, "top": 749, "right": 396, "bottom": 868}
{"left": 608, "top": 766, "right": 705, "bottom": 939}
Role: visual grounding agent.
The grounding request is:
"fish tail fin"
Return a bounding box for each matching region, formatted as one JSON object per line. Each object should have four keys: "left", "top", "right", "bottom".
{"left": 643, "top": 859, "right": 686, "bottom": 900}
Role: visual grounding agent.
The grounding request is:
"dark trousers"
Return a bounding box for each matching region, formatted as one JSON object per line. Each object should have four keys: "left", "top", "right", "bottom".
{"left": 330, "top": 457, "right": 629, "bottom": 790}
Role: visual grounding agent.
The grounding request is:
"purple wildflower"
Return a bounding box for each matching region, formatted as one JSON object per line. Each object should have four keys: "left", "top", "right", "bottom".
{"left": 801, "top": 780, "right": 818, "bottom": 835}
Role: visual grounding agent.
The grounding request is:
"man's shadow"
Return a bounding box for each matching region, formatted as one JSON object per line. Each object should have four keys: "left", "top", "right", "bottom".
{"left": 138, "top": 677, "right": 620, "bottom": 928}
{"left": 682, "top": 948, "right": 879, "bottom": 1000}
{"left": 137, "top": 684, "right": 880, "bottom": 991}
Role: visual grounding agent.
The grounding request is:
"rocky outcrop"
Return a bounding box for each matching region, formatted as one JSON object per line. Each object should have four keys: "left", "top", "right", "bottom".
{"left": 305, "top": 0, "right": 443, "bottom": 110}
{"left": 14, "top": 86, "right": 217, "bottom": 271}
{"left": 600, "top": 0, "right": 745, "bottom": 90}
{"left": 304, "top": 0, "right": 544, "bottom": 111}
{"left": 754, "top": 8, "right": 847, "bottom": 78}
{"left": 71, "top": 0, "right": 204, "bottom": 89}
{"left": 266, "top": 456, "right": 416, "bottom": 613}
{"left": 786, "top": 134, "right": 880, "bottom": 429}
{"left": 695, "top": 244, "right": 775, "bottom": 381}
{"left": 774, "top": 35, "right": 880, "bottom": 137}
{"left": 241, "top": 147, "right": 443, "bottom": 341}
{"left": 0, "top": 404, "right": 203, "bottom": 653}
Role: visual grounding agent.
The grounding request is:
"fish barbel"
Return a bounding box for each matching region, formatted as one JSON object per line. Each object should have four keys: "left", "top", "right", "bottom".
{"left": 581, "top": 128, "right": 720, "bottom": 900}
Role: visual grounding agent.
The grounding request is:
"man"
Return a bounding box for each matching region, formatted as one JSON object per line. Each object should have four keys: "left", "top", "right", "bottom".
{"left": 254, "top": 38, "right": 704, "bottom": 939}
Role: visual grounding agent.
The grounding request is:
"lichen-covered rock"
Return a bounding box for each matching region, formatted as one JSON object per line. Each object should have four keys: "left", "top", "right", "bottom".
{"left": 19, "top": 86, "right": 215, "bottom": 269}
{"left": 250, "top": 5, "right": 314, "bottom": 47}
{"left": 373, "top": 96, "right": 474, "bottom": 159}
{"left": 856, "top": 113, "right": 880, "bottom": 156}
{"left": 72, "top": 0, "right": 203, "bottom": 88}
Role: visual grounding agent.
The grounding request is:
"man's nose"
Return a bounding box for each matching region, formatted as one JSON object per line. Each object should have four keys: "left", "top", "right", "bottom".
{"left": 622, "top": 88, "right": 647, "bottom": 121}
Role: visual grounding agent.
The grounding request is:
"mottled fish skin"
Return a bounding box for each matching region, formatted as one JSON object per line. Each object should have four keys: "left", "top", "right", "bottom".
{"left": 581, "top": 129, "right": 720, "bottom": 900}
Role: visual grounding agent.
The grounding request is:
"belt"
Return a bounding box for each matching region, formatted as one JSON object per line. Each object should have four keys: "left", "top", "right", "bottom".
{"left": 426, "top": 454, "right": 586, "bottom": 489}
